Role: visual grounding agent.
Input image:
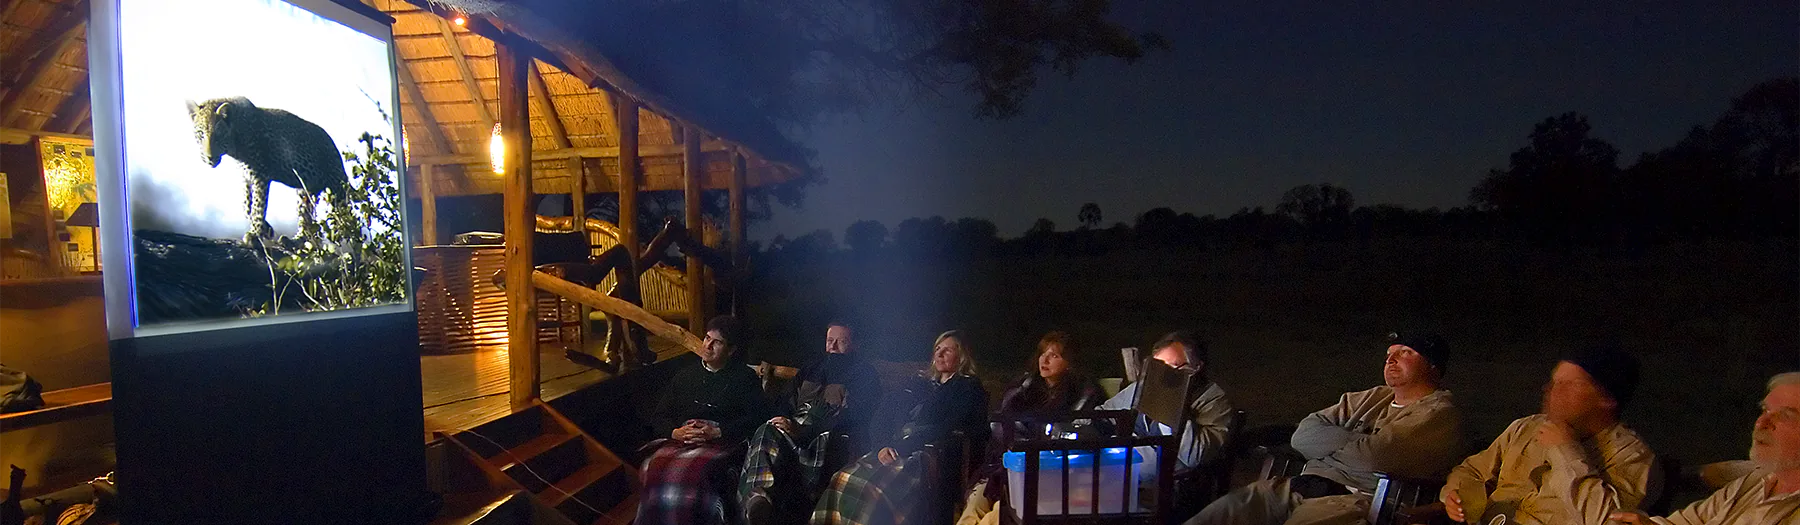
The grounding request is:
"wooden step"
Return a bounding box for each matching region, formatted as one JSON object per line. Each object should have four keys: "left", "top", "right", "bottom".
{"left": 594, "top": 493, "right": 640, "bottom": 525}
{"left": 537, "top": 461, "right": 619, "bottom": 507}
{"left": 486, "top": 431, "right": 576, "bottom": 471}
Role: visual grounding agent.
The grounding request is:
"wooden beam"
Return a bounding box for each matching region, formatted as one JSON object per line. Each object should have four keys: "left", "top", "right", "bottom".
{"left": 0, "top": 0, "right": 84, "bottom": 89}
{"left": 0, "top": 1, "right": 25, "bottom": 33}
{"left": 498, "top": 38, "right": 538, "bottom": 407}
{"left": 48, "top": 77, "right": 89, "bottom": 134}
{"left": 531, "top": 271, "right": 702, "bottom": 353}
{"left": 436, "top": 16, "right": 496, "bottom": 134}
{"left": 529, "top": 61, "right": 571, "bottom": 150}
{"left": 682, "top": 125, "right": 705, "bottom": 334}
{"left": 407, "top": 141, "right": 732, "bottom": 165}
{"left": 419, "top": 164, "right": 438, "bottom": 245}
{"left": 596, "top": 90, "right": 621, "bottom": 148}
{"left": 728, "top": 150, "right": 746, "bottom": 316}
{"left": 615, "top": 96, "right": 640, "bottom": 261}
{"left": 0, "top": 127, "right": 89, "bottom": 145}
{"left": 570, "top": 156, "right": 589, "bottom": 351}
{"left": 397, "top": 61, "right": 453, "bottom": 155}
{"left": 1, "top": 19, "right": 85, "bottom": 128}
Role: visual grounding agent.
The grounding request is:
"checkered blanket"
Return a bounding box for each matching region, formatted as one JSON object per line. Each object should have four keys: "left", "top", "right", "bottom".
{"left": 739, "top": 421, "right": 835, "bottom": 511}
{"left": 809, "top": 449, "right": 941, "bottom": 525}
{"left": 636, "top": 440, "right": 744, "bottom": 525}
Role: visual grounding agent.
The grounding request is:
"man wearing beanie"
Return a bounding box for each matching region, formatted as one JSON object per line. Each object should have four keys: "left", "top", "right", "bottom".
{"left": 1441, "top": 345, "right": 1660, "bottom": 525}
{"left": 1185, "top": 331, "right": 1466, "bottom": 525}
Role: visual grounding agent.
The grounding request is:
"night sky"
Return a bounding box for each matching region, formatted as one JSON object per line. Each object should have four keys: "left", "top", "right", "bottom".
{"left": 757, "top": 1, "right": 1796, "bottom": 241}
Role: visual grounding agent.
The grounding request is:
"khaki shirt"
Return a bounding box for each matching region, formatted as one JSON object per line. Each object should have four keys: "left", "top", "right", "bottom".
{"left": 1291, "top": 386, "right": 1466, "bottom": 491}
{"left": 1446, "top": 414, "right": 1659, "bottom": 525}
{"left": 1650, "top": 467, "right": 1800, "bottom": 525}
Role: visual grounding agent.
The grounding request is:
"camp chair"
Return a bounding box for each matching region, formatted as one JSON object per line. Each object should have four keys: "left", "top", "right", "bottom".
{"left": 995, "top": 358, "right": 1197, "bottom": 524}
{"left": 1368, "top": 452, "right": 1683, "bottom": 525}
{"left": 924, "top": 428, "right": 985, "bottom": 524}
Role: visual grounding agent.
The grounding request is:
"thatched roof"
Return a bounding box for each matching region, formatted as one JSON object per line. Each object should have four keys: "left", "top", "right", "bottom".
{"left": 0, "top": 0, "right": 808, "bottom": 197}
{"left": 0, "top": 0, "right": 91, "bottom": 139}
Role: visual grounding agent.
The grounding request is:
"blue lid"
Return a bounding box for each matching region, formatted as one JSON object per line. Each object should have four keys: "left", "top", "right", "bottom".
{"left": 1002, "top": 448, "right": 1144, "bottom": 472}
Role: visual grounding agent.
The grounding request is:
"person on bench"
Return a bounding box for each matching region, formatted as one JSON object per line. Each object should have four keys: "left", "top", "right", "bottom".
{"left": 812, "top": 330, "right": 990, "bottom": 525}
{"left": 956, "top": 330, "right": 1106, "bottom": 525}
{"left": 1442, "top": 344, "right": 1659, "bottom": 525}
{"left": 740, "top": 321, "right": 882, "bottom": 525}
{"left": 1186, "top": 331, "right": 1464, "bottom": 525}
{"left": 1609, "top": 371, "right": 1800, "bottom": 524}
{"left": 636, "top": 316, "right": 771, "bottom": 525}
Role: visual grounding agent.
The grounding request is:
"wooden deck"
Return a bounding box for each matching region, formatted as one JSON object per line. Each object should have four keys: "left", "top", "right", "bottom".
{"left": 421, "top": 335, "right": 688, "bottom": 437}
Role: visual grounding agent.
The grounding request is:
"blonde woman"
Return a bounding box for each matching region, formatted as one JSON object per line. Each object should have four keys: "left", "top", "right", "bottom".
{"left": 811, "top": 330, "right": 990, "bottom": 525}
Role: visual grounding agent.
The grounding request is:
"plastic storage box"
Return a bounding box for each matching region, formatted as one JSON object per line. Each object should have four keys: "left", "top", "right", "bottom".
{"left": 1003, "top": 447, "right": 1143, "bottom": 519}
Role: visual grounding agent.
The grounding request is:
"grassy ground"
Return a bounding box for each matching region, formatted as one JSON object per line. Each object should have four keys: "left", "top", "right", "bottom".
{"left": 743, "top": 238, "right": 1797, "bottom": 473}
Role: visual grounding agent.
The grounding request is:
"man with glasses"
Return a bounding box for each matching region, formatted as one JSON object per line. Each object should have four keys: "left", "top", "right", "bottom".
{"left": 1608, "top": 372, "right": 1800, "bottom": 524}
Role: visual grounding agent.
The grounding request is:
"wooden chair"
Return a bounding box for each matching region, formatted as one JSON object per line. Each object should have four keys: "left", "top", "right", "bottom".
{"left": 996, "top": 358, "right": 1197, "bottom": 524}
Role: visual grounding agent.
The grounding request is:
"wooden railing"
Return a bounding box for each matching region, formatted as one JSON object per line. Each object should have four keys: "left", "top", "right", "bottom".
{"left": 533, "top": 215, "right": 698, "bottom": 319}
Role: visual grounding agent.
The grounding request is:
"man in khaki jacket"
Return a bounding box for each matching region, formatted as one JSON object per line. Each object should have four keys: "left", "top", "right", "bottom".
{"left": 1185, "top": 331, "right": 1466, "bottom": 525}
{"left": 1609, "top": 371, "right": 1800, "bottom": 525}
{"left": 1441, "top": 345, "right": 1659, "bottom": 525}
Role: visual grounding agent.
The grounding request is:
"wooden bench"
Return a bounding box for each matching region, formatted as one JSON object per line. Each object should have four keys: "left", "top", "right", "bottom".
{"left": 0, "top": 382, "right": 112, "bottom": 432}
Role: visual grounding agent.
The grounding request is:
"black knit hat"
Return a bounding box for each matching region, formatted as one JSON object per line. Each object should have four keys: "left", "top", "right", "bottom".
{"left": 1389, "top": 330, "right": 1450, "bottom": 372}
{"left": 1561, "top": 344, "right": 1641, "bottom": 408}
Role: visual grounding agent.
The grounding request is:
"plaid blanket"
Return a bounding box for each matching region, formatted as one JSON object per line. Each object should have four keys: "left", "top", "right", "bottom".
{"left": 810, "top": 449, "right": 940, "bottom": 525}
{"left": 739, "top": 422, "right": 835, "bottom": 514}
{"left": 636, "top": 440, "right": 744, "bottom": 525}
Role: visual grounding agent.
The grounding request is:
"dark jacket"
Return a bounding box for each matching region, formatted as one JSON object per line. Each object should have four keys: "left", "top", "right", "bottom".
{"left": 997, "top": 372, "right": 1105, "bottom": 415}
{"left": 651, "top": 361, "right": 770, "bottom": 443}
{"left": 891, "top": 374, "right": 990, "bottom": 454}
{"left": 789, "top": 352, "right": 882, "bottom": 440}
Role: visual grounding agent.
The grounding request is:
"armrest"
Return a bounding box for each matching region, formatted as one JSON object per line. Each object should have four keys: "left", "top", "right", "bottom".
{"left": 1393, "top": 502, "right": 1448, "bottom": 525}
{"left": 1253, "top": 444, "right": 1305, "bottom": 480}
{"left": 1369, "top": 472, "right": 1446, "bottom": 525}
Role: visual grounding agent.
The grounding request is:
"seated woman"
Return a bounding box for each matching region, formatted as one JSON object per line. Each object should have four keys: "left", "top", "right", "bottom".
{"left": 811, "top": 330, "right": 990, "bottom": 525}
{"left": 956, "top": 331, "right": 1105, "bottom": 525}
{"left": 636, "top": 316, "right": 770, "bottom": 525}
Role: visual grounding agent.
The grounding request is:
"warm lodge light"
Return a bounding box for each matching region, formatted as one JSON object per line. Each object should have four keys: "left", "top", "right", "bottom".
{"left": 489, "top": 123, "right": 505, "bottom": 174}
{"left": 452, "top": 15, "right": 466, "bottom": 27}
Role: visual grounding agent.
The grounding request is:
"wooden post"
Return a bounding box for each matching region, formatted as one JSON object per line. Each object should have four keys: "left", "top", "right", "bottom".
{"left": 571, "top": 158, "right": 589, "bottom": 351}
{"left": 682, "top": 125, "right": 705, "bottom": 333}
{"left": 419, "top": 164, "right": 438, "bottom": 246}
{"left": 614, "top": 97, "right": 640, "bottom": 260}
{"left": 498, "top": 38, "right": 539, "bottom": 407}
{"left": 728, "top": 150, "right": 746, "bottom": 316}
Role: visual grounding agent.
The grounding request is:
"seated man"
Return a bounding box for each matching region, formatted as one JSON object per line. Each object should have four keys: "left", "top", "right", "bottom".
{"left": 1442, "top": 345, "right": 1659, "bottom": 525}
{"left": 1187, "top": 331, "right": 1465, "bottom": 525}
{"left": 1609, "top": 371, "right": 1800, "bottom": 524}
{"left": 635, "top": 316, "right": 771, "bottom": 525}
{"left": 740, "top": 321, "right": 881, "bottom": 525}
{"left": 1099, "top": 331, "right": 1236, "bottom": 482}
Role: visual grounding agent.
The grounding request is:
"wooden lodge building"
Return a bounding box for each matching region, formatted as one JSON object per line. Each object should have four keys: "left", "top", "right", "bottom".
{"left": 0, "top": 0, "right": 812, "bottom": 522}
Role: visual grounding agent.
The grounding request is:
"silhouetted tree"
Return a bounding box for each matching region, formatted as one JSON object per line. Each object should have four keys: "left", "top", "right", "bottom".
{"left": 1277, "top": 183, "right": 1356, "bottom": 240}
{"left": 1622, "top": 77, "right": 1798, "bottom": 240}
{"left": 1472, "top": 112, "right": 1621, "bottom": 246}
{"left": 1078, "top": 202, "right": 1103, "bottom": 229}
{"left": 844, "top": 219, "right": 889, "bottom": 255}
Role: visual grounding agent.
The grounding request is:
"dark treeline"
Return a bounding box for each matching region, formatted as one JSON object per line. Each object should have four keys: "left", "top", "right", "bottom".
{"left": 752, "top": 77, "right": 1796, "bottom": 265}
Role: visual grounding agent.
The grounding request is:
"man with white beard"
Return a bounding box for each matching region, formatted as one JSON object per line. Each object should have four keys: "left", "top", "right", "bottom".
{"left": 1608, "top": 372, "right": 1800, "bottom": 524}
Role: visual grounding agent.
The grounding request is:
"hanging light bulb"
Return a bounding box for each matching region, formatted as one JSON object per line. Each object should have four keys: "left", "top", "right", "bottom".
{"left": 489, "top": 123, "right": 505, "bottom": 174}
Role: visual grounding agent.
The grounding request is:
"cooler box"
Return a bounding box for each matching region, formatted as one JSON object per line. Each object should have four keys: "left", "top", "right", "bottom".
{"left": 1003, "top": 447, "right": 1143, "bottom": 519}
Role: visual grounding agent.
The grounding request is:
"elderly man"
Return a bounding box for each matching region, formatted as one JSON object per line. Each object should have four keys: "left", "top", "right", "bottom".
{"left": 1441, "top": 345, "right": 1659, "bottom": 525}
{"left": 1608, "top": 372, "right": 1800, "bottom": 524}
{"left": 1186, "top": 331, "right": 1465, "bottom": 525}
{"left": 740, "top": 321, "right": 881, "bottom": 525}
